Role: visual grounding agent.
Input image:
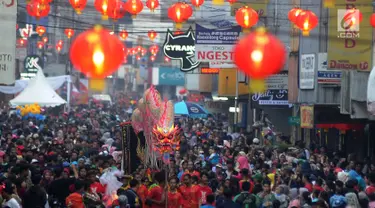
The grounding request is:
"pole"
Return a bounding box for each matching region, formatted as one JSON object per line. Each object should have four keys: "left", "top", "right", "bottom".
{"left": 234, "top": 69, "right": 239, "bottom": 130}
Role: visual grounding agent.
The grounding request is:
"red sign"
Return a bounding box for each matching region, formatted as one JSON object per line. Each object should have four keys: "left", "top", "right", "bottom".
{"left": 201, "top": 68, "right": 219, "bottom": 74}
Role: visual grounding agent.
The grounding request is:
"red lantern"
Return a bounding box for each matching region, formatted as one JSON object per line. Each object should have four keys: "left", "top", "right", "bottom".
{"left": 69, "top": 0, "right": 87, "bottom": 14}
{"left": 94, "top": 0, "right": 114, "bottom": 20}
{"left": 56, "top": 44, "right": 62, "bottom": 52}
{"left": 64, "top": 28, "right": 75, "bottom": 39}
{"left": 235, "top": 6, "right": 258, "bottom": 31}
{"left": 149, "top": 45, "right": 159, "bottom": 55}
{"left": 164, "top": 57, "right": 170, "bottom": 62}
{"left": 18, "top": 39, "right": 26, "bottom": 46}
{"left": 227, "top": 0, "right": 237, "bottom": 4}
{"left": 150, "top": 56, "right": 156, "bottom": 62}
{"left": 295, "top": 10, "right": 318, "bottom": 36}
{"left": 124, "top": 0, "right": 143, "bottom": 18}
{"left": 190, "top": 0, "right": 204, "bottom": 9}
{"left": 108, "top": 0, "right": 126, "bottom": 21}
{"left": 288, "top": 8, "right": 303, "bottom": 23}
{"left": 136, "top": 55, "right": 141, "bottom": 60}
{"left": 179, "top": 88, "right": 187, "bottom": 95}
{"left": 131, "top": 48, "right": 137, "bottom": 55}
{"left": 119, "top": 30, "right": 128, "bottom": 40}
{"left": 35, "top": 26, "right": 46, "bottom": 36}
{"left": 26, "top": 1, "right": 50, "bottom": 20}
{"left": 371, "top": 13, "right": 375, "bottom": 28}
{"left": 147, "top": 30, "right": 157, "bottom": 41}
{"left": 233, "top": 28, "right": 286, "bottom": 92}
{"left": 146, "top": 0, "right": 159, "bottom": 12}
{"left": 37, "top": 41, "right": 44, "bottom": 49}
{"left": 168, "top": 2, "right": 193, "bottom": 29}
{"left": 70, "top": 25, "right": 124, "bottom": 79}
{"left": 57, "top": 40, "right": 63, "bottom": 46}
{"left": 42, "top": 36, "right": 48, "bottom": 43}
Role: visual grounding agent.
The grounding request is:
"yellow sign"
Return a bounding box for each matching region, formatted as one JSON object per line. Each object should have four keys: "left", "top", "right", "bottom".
{"left": 327, "top": 0, "right": 372, "bottom": 71}
{"left": 230, "top": 0, "right": 268, "bottom": 16}
{"left": 218, "top": 69, "right": 249, "bottom": 96}
{"left": 300, "top": 105, "right": 314, "bottom": 129}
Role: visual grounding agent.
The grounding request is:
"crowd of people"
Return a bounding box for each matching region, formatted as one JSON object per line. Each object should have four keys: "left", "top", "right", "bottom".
{"left": 0, "top": 101, "right": 374, "bottom": 208}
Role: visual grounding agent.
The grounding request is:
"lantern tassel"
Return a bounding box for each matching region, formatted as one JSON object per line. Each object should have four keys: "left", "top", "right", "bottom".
{"left": 302, "top": 30, "right": 310, "bottom": 36}
{"left": 89, "top": 78, "right": 106, "bottom": 92}
{"left": 131, "top": 15, "right": 137, "bottom": 19}
{"left": 175, "top": 23, "right": 182, "bottom": 29}
{"left": 249, "top": 79, "right": 266, "bottom": 93}
{"left": 323, "top": 0, "right": 335, "bottom": 8}
{"left": 242, "top": 28, "right": 251, "bottom": 34}
{"left": 212, "top": 0, "right": 224, "bottom": 5}
{"left": 102, "top": 15, "right": 108, "bottom": 20}
{"left": 75, "top": 9, "right": 82, "bottom": 15}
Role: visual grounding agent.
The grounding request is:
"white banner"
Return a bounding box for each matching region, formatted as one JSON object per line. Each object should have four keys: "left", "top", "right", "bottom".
{"left": 300, "top": 54, "right": 315, "bottom": 89}
{"left": 0, "top": 0, "right": 17, "bottom": 85}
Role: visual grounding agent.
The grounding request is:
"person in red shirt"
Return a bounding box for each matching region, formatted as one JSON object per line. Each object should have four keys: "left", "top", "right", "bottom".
{"left": 146, "top": 171, "right": 166, "bottom": 208}
{"left": 178, "top": 174, "right": 196, "bottom": 208}
{"left": 366, "top": 173, "right": 375, "bottom": 195}
{"left": 136, "top": 176, "right": 148, "bottom": 208}
{"left": 238, "top": 169, "right": 255, "bottom": 193}
{"left": 196, "top": 172, "right": 213, "bottom": 206}
{"left": 303, "top": 174, "right": 313, "bottom": 192}
{"left": 181, "top": 161, "right": 200, "bottom": 181}
{"left": 313, "top": 178, "right": 325, "bottom": 192}
{"left": 168, "top": 177, "right": 183, "bottom": 208}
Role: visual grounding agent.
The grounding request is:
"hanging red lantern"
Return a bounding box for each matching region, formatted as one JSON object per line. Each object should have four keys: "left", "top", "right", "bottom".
{"left": 64, "top": 28, "right": 75, "bottom": 39}
{"left": 190, "top": 0, "right": 204, "bottom": 9}
{"left": 119, "top": 30, "right": 128, "bottom": 40}
{"left": 37, "top": 41, "right": 44, "bottom": 49}
{"left": 150, "top": 56, "right": 156, "bottom": 62}
{"left": 56, "top": 44, "right": 62, "bottom": 52}
{"left": 141, "top": 48, "right": 147, "bottom": 56}
{"left": 69, "top": 0, "right": 87, "bottom": 14}
{"left": 149, "top": 45, "right": 159, "bottom": 55}
{"left": 124, "top": 0, "right": 143, "bottom": 18}
{"left": 26, "top": 0, "right": 50, "bottom": 20}
{"left": 168, "top": 2, "right": 193, "bottom": 29}
{"left": 235, "top": 6, "right": 258, "bottom": 32}
{"left": 233, "top": 27, "right": 286, "bottom": 92}
{"left": 57, "top": 40, "right": 63, "bottom": 46}
{"left": 288, "top": 8, "right": 303, "bottom": 24}
{"left": 94, "top": 0, "right": 114, "bottom": 20}
{"left": 146, "top": 0, "right": 159, "bottom": 12}
{"left": 70, "top": 25, "right": 124, "bottom": 79}
{"left": 136, "top": 45, "right": 142, "bottom": 52}
{"left": 147, "top": 30, "right": 157, "bottom": 41}
{"left": 227, "top": 0, "right": 237, "bottom": 4}
{"left": 108, "top": 0, "right": 126, "bottom": 21}
{"left": 370, "top": 13, "right": 375, "bottom": 28}
{"left": 131, "top": 48, "right": 137, "bottom": 55}
{"left": 179, "top": 88, "right": 187, "bottom": 95}
{"left": 42, "top": 36, "right": 48, "bottom": 43}
{"left": 35, "top": 26, "right": 46, "bottom": 36}
{"left": 164, "top": 57, "right": 170, "bottom": 62}
{"left": 136, "top": 55, "right": 141, "bottom": 60}
{"left": 18, "top": 39, "right": 27, "bottom": 46}
{"left": 295, "top": 10, "right": 318, "bottom": 36}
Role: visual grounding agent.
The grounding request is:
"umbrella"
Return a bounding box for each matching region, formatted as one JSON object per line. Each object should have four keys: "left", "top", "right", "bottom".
{"left": 174, "top": 101, "right": 209, "bottom": 118}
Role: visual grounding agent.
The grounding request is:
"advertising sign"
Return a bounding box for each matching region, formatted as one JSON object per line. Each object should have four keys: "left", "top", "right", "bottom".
{"left": 195, "top": 23, "right": 241, "bottom": 62}
{"left": 252, "top": 90, "right": 289, "bottom": 105}
{"left": 266, "top": 73, "right": 288, "bottom": 90}
{"left": 0, "top": 0, "right": 17, "bottom": 84}
{"left": 327, "top": 0, "right": 372, "bottom": 71}
{"left": 300, "top": 54, "right": 315, "bottom": 89}
{"left": 300, "top": 105, "right": 314, "bottom": 129}
{"left": 201, "top": 68, "right": 220, "bottom": 74}
{"left": 163, "top": 28, "right": 200, "bottom": 72}
{"left": 158, "top": 67, "right": 185, "bottom": 86}
{"left": 317, "top": 53, "right": 341, "bottom": 84}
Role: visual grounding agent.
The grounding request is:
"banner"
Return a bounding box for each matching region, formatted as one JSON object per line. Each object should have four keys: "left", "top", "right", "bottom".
{"left": 0, "top": 0, "right": 17, "bottom": 84}
{"left": 300, "top": 54, "right": 315, "bottom": 89}
{"left": 300, "top": 105, "right": 314, "bottom": 129}
{"left": 317, "top": 53, "right": 341, "bottom": 84}
{"left": 230, "top": 0, "right": 268, "bottom": 16}
{"left": 252, "top": 90, "right": 289, "bottom": 105}
{"left": 327, "top": 0, "right": 372, "bottom": 71}
{"left": 195, "top": 23, "right": 241, "bottom": 63}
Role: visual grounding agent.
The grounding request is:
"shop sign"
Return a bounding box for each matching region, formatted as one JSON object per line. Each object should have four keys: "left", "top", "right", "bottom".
{"left": 195, "top": 23, "right": 241, "bottom": 62}
{"left": 252, "top": 89, "right": 289, "bottom": 105}
{"left": 317, "top": 53, "right": 341, "bottom": 84}
{"left": 201, "top": 68, "right": 219, "bottom": 74}
{"left": 163, "top": 28, "right": 200, "bottom": 72}
{"left": 300, "top": 54, "right": 315, "bottom": 89}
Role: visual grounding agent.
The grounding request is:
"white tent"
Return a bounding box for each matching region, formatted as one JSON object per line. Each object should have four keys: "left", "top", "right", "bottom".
{"left": 10, "top": 70, "right": 67, "bottom": 107}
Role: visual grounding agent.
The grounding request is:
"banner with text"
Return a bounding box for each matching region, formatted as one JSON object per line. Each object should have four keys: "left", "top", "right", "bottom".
{"left": 195, "top": 23, "right": 241, "bottom": 64}
{"left": 0, "top": 0, "right": 17, "bottom": 84}
{"left": 252, "top": 89, "right": 289, "bottom": 105}
{"left": 317, "top": 53, "right": 341, "bottom": 84}
{"left": 327, "top": 0, "right": 372, "bottom": 71}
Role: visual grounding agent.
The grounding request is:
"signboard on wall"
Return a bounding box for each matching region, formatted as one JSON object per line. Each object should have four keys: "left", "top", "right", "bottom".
{"left": 195, "top": 23, "right": 241, "bottom": 63}
{"left": 0, "top": 0, "right": 17, "bottom": 84}
{"left": 252, "top": 89, "right": 289, "bottom": 105}
{"left": 300, "top": 105, "right": 314, "bottom": 128}
{"left": 300, "top": 54, "right": 315, "bottom": 89}
{"left": 317, "top": 53, "right": 341, "bottom": 84}
{"left": 266, "top": 73, "right": 288, "bottom": 90}
{"left": 163, "top": 28, "right": 200, "bottom": 72}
